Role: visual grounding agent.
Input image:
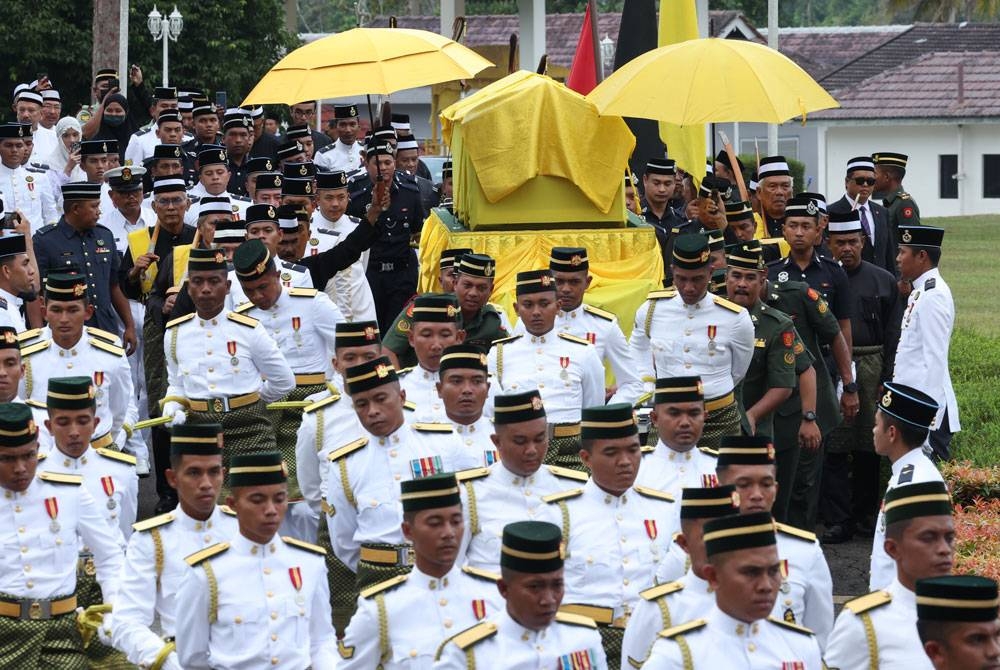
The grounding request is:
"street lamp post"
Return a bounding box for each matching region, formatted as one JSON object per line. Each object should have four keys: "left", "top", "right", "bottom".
{"left": 147, "top": 5, "right": 183, "bottom": 87}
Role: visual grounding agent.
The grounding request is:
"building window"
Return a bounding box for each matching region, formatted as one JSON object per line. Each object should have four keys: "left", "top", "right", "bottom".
{"left": 739, "top": 137, "right": 800, "bottom": 161}
{"left": 939, "top": 155, "right": 958, "bottom": 199}
{"left": 984, "top": 155, "right": 1000, "bottom": 198}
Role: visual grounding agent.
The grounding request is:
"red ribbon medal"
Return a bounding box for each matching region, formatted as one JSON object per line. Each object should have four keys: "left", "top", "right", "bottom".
{"left": 101, "top": 476, "right": 115, "bottom": 497}
{"left": 707, "top": 325, "right": 717, "bottom": 340}
{"left": 292, "top": 317, "right": 301, "bottom": 332}
{"left": 559, "top": 357, "right": 570, "bottom": 369}
{"left": 289, "top": 566, "right": 303, "bottom": 591}
{"left": 644, "top": 519, "right": 658, "bottom": 540}
{"left": 472, "top": 599, "right": 486, "bottom": 620}
{"left": 93, "top": 370, "right": 104, "bottom": 387}
{"left": 701, "top": 473, "right": 718, "bottom": 488}
{"left": 227, "top": 341, "right": 238, "bottom": 356}
{"left": 585, "top": 332, "right": 596, "bottom": 344}
{"left": 45, "top": 497, "right": 60, "bottom": 532}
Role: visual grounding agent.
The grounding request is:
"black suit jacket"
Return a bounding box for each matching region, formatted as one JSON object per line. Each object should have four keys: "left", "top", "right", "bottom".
{"left": 828, "top": 195, "right": 898, "bottom": 276}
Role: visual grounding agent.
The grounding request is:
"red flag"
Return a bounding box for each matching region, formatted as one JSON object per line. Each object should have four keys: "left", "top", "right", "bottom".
{"left": 566, "top": 3, "right": 598, "bottom": 94}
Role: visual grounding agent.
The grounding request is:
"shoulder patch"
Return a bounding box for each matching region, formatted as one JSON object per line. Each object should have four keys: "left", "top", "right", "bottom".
{"left": 647, "top": 289, "right": 677, "bottom": 300}
{"left": 38, "top": 471, "right": 83, "bottom": 485}
{"left": 166, "top": 313, "right": 195, "bottom": 329}
{"left": 924, "top": 278, "right": 936, "bottom": 291}
{"left": 328, "top": 437, "right": 369, "bottom": 462}
{"left": 85, "top": 327, "right": 122, "bottom": 345}
{"left": 16, "top": 327, "right": 42, "bottom": 342}
{"left": 282, "top": 536, "right": 327, "bottom": 555}
{"left": 713, "top": 295, "right": 743, "bottom": 313}
{"left": 659, "top": 619, "right": 708, "bottom": 639}
{"left": 558, "top": 332, "right": 591, "bottom": 346}
{"left": 698, "top": 446, "right": 719, "bottom": 457}
{"left": 844, "top": 590, "right": 892, "bottom": 615}
{"left": 413, "top": 422, "right": 454, "bottom": 433}
{"left": 555, "top": 611, "right": 598, "bottom": 629}
{"left": 456, "top": 467, "right": 490, "bottom": 482}
{"left": 776, "top": 522, "right": 817, "bottom": 543}
{"left": 640, "top": 580, "right": 685, "bottom": 601}
{"left": 767, "top": 617, "right": 815, "bottom": 636}
{"left": 542, "top": 488, "right": 583, "bottom": 504}
{"left": 634, "top": 485, "right": 676, "bottom": 503}
{"left": 462, "top": 565, "right": 500, "bottom": 582}
{"left": 303, "top": 394, "right": 341, "bottom": 413}
{"left": 184, "top": 542, "right": 230, "bottom": 566}
{"left": 20, "top": 339, "right": 51, "bottom": 357}
{"left": 288, "top": 287, "right": 318, "bottom": 298}
{"left": 133, "top": 512, "right": 175, "bottom": 532}
{"left": 90, "top": 338, "right": 125, "bottom": 357}
{"left": 451, "top": 621, "right": 498, "bottom": 650}
{"left": 492, "top": 334, "right": 522, "bottom": 346}
{"left": 96, "top": 447, "right": 136, "bottom": 466}
{"left": 227, "top": 312, "right": 259, "bottom": 328}
{"left": 547, "top": 465, "right": 589, "bottom": 482}
{"left": 360, "top": 574, "right": 408, "bottom": 599}
{"left": 898, "top": 464, "right": 915, "bottom": 484}
{"left": 583, "top": 304, "right": 615, "bottom": 321}
{"left": 234, "top": 301, "right": 256, "bottom": 314}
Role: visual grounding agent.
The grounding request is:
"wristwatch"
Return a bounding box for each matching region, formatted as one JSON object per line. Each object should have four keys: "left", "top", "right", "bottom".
{"left": 802, "top": 411, "right": 817, "bottom": 422}
{"left": 843, "top": 382, "right": 859, "bottom": 394}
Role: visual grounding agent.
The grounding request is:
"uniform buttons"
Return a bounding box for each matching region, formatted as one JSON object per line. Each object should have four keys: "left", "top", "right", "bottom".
{"left": 251, "top": 546, "right": 258, "bottom": 555}
{"left": 235, "top": 616, "right": 243, "bottom": 623}
{"left": 622, "top": 558, "right": 629, "bottom": 565}
{"left": 25, "top": 581, "right": 33, "bottom": 588}
{"left": 271, "top": 634, "right": 278, "bottom": 641}
{"left": 209, "top": 384, "right": 216, "bottom": 390}
{"left": 389, "top": 450, "right": 397, "bottom": 457}
{"left": 748, "top": 643, "right": 756, "bottom": 652}
{"left": 409, "top": 650, "right": 418, "bottom": 658}
{"left": 684, "top": 363, "right": 692, "bottom": 369}
{"left": 17, "top": 527, "right": 24, "bottom": 533}
{"left": 67, "top": 363, "right": 73, "bottom": 369}
{"left": 266, "top": 591, "right": 274, "bottom": 598}
{"left": 271, "top": 657, "right": 279, "bottom": 665}
{"left": 204, "top": 535, "right": 211, "bottom": 543}
{"left": 370, "top": 499, "right": 378, "bottom": 507}
{"left": 684, "top": 330, "right": 691, "bottom": 336}
{"left": 621, "top": 537, "right": 627, "bottom": 543}
{"left": 14, "top": 505, "right": 21, "bottom": 513}
{"left": 604, "top": 495, "right": 612, "bottom": 504}
{"left": 524, "top": 490, "right": 532, "bottom": 497}
{"left": 784, "top": 599, "right": 792, "bottom": 606}
{"left": 208, "top": 368, "right": 214, "bottom": 373}
{"left": 195, "top": 523, "right": 203, "bottom": 531}
{"left": 263, "top": 568, "right": 271, "bottom": 575}
{"left": 615, "top": 514, "right": 623, "bottom": 521}
{"left": 393, "top": 474, "right": 400, "bottom": 481}
{"left": 538, "top": 383, "right": 545, "bottom": 389}
{"left": 444, "top": 619, "right": 453, "bottom": 629}
{"left": 206, "top": 350, "right": 213, "bottom": 356}
{"left": 439, "top": 598, "right": 448, "bottom": 606}
{"left": 23, "top": 564, "right": 30, "bottom": 573}
{"left": 683, "top": 347, "right": 690, "bottom": 353}
{"left": 270, "top": 611, "right": 278, "bottom": 620}
{"left": 623, "top": 578, "right": 630, "bottom": 586}
{"left": 20, "top": 546, "right": 27, "bottom": 553}
{"left": 521, "top": 632, "right": 530, "bottom": 641}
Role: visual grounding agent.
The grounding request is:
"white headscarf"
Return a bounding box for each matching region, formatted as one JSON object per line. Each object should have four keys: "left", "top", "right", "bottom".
{"left": 47, "top": 116, "right": 86, "bottom": 180}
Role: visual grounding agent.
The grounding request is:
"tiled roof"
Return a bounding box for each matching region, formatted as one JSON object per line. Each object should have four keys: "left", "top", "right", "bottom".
{"left": 814, "top": 50, "right": 1000, "bottom": 120}
{"left": 759, "top": 25, "right": 909, "bottom": 80}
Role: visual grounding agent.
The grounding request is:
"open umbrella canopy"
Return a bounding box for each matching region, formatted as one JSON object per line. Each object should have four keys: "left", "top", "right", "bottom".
{"left": 243, "top": 28, "right": 493, "bottom": 105}
{"left": 588, "top": 38, "right": 839, "bottom": 125}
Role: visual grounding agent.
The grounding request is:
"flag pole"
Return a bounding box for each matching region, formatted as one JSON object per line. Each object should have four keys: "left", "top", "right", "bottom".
{"left": 588, "top": 0, "right": 603, "bottom": 82}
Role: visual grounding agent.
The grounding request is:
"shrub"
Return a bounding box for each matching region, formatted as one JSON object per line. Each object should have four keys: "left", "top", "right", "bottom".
{"left": 952, "top": 498, "right": 1000, "bottom": 583}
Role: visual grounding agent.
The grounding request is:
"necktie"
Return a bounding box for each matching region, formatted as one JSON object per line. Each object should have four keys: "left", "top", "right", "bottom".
{"left": 859, "top": 206, "right": 872, "bottom": 245}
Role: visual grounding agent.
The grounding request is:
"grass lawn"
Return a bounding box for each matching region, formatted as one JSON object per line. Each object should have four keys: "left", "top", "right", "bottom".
{"left": 932, "top": 215, "right": 1000, "bottom": 466}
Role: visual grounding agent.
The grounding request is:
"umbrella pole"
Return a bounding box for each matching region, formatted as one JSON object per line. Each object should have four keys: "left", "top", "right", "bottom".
{"left": 366, "top": 93, "right": 382, "bottom": 181}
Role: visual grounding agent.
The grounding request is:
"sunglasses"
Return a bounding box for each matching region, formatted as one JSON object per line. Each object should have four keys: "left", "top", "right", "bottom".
{"left": 853, "top": 177, "right": 876, "bottom": 186}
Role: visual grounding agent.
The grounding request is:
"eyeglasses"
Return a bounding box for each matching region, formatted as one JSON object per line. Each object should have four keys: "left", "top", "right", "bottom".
{"left": 853, "top": 177, "right": 876, "bottom": 186}
{"left": 155, "top": 197, "right": 186, "bottom": 208}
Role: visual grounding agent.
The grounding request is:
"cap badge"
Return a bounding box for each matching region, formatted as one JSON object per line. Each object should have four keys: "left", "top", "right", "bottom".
{"left": 540, "top": 275, "right": 551, "bottom": 286}
{"left": 72, "top": 283, "right": 86, "bottom": 297}
{"left": 700, "top": 251, "right": 710, "bottom": 262}
{"left": 484, "top": 263, "right": 494, "bottom": 278}
{"left": 375, "top": 364, "right": 390, "bottom": 379}
{"left": 215, "top": 251, "right": 225, "bottom": 264}
{"left": 805, "top": 201, "right": 818, "bottom": 216}
{"left": 364, "top": 326, "right": 377, "bottom": 341}
{"left": 731, "top": 491, "right": 741, "bottom": 507}
{"left": 479, "top": 353, "right": 487, "bottom": 365}
{"left": 2, "top": 331, "right": 15, "bottom": 344}
{"left": 173, "top": 147, "right": 181, "bottom": 157}
{"left": 274, "top": 176, "right": 282, "bottom": 187}
{"left": 881, "top": 390, "right": 893, "bottom": 407}
{"left": 17, "top": 126, "right": 24, "bottom": 137}
{"left": 570, "top": 255, "right": 583, "bottom": 266}
{"left": 299, "top": 165, "right": 308, "bottom": 176}
{"left": 349, "top": 105, "right": 357, "bottom": 116}
{"left": 530, "top": 396, "right": 543, "bottom": 410}
{"left": 767, "top": 443, "right": 776, "bottom": 460}
{"left": 265, "top": 160, "right": 273, "bottom": 171}
{"left": 901, "top": 230, "right": 912, "bottom": 243}
{"left": 446, "top": 305, "right": 458, "bottom": 317}
{"left": 101, "top": 142, "right": 108, "bottom": 153}
{"left": 696, "top": 380, "right": 705, "bottom": 395}
{"left": 338, "top": 174, "right": 347, "bottom": 185}
{"left": 219, "top": 150, "right": 226, "bottom": 161}
{"left": 304, "top": 183, "right": 312, "bottom": 194}
{"left": 121, "top": 167, "right": 132, "bottom": 181}
{"left": 267, "top": 206, "right": 276, "bottom": 218}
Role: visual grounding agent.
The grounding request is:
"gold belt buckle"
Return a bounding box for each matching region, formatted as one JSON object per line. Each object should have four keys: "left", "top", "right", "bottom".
{"left": 213, "top": 398, "right": 224, "bottom": 413}
{"left": 84, "top": 558, "right": 96, "bottom": 576}
{"left": 28, "top": 600, "right": 42, "bottom": 620}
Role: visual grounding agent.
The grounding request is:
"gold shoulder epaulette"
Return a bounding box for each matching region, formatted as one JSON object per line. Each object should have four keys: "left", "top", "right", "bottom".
{"left": 289, "top": 287, "right": 318, "bottom": 297}
{"left": 462, "top": 566, "right": 500, "bottom": 582}
{"left": 767, "top": 617, "right": 815, "bottom": 636}
{"left": 25, "top": 398, "right": 47, "bottom": 410}
{"left": 492, "top": 334, "right": 521, "bottom": 345}
{"left": 547, "top": 465, "right": 589, "bottom": 482}
{"left": 403, "top": 400, "right": 417, "bottom": 411}
{"left": 456, "top": 467, "right": 490, "bottom": 482}
{"left": 647, "top": 289, "right": 677, "bottom": 300}
{"left": 16, "top": 327, "right": 42, "bottom": 342}
{"left": 36, "top": 451, "right": 47, "bottom": 461}
{"left": 184, "top": 542, "right": 230, "bottom": 566}
{"left": 219, "top": 505, "right": 236, "bottom": 516}
{"left": 542, "top": 488, "right": 583, "bottom": 504}
{"left": 451, "top": 621, "right": 498, "bottom": 650}
{"left": 659, "top": 619, "right": 707, "bottom": 639}
{"left": 640, "top": 580, "right": 685, "bottom": 601}
{"left": 96, "top": 447, "right": 136, "bottom": 466}
{"left": 166, "top": 313, "right": 195, "bottom": 329}
{"left": 634, "top": 485, "right": 676, "bottom": 503}
{"left": 554, "top": 611, "right": 597, "bottom": 629}
{"left": 20, "top": 339, "right": 50, "bottom": 357}
{"left": 360, "top": 574, "right": 407, "bottom": 599}
{"left": 234, "top": 301, "right": 256, "bottom": 314}
{"left": 328, "top": 437, "right": 368, "bottom": 462}
{"left": 395, "top": 366, "right": 414, "bottom": 376}
{"left": 38, "top": 471, "right": 82, "bottom": 485}
{"left": 227, "top": 312, "right": 259, "bottom": 327}
{"left": 583, "top": 304, "right": 615, "bottom": 321}
{"left": 640, "top": 445, "right": 655, "bottom": 454}
{"left": 698, "top": 446, "right": 719, "bottom": 457}
{"left": 133, "top": 512, "right": 175, "bottom": 532}
{"left": 413, "top": 422, "right": 454, "bottom": 433}
{"left": 86, "top": 327, "right": 122, "bottom": 345}
{"left": 90, "top": 338, "right": 125, "bottom": 357}
{"left": 303, "top": 394, "right": 340, "bottom": 413}
{"left": 713, "top": 295, "right": 744, "bottom": 313}
{"left": 282, "top": 536, "right": 327, "bottom": 555}
{"left": 843, "top": 590, "right": 891, "bottom": 615}
{"left": 899, "top": 192, "right": 911, "bottom": 200}
{"left": 775, "top": 522, "right": 817, "bottom": 543}
{"left": 558, "top": 332, "right": 590, "bottom": 346}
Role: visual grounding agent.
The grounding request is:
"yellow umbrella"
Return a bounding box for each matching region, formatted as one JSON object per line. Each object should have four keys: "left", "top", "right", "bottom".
{"left": 588, "top": 38, "right": 839, "bottom": 125}
{"left": 243, "top": 28, "right": 493, "bottom": 105}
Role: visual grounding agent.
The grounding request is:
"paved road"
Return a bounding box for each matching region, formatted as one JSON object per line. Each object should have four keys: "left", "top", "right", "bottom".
{"left": 821, "top": 533, "right": 874, "bottom": 607}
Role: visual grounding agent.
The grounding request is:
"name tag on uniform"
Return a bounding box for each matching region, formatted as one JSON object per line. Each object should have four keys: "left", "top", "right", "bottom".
{"left": 96, "top": 247, "right": 111, "bottom": 254}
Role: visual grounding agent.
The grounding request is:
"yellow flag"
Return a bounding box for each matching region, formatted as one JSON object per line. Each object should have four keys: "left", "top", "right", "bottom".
{"left": 659, "top": 0, "right": 705, "bottom": 179}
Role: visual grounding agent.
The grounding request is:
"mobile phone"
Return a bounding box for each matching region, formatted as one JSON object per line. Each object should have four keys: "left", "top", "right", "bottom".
{"left": 2, "top": 212, "right": 20, "bottom": 230}
{"left": 215, "top": 91, "right": 227, "bottom": 110}
{"left": 109, "top": 77, "right": 120, "bottom": 90}
{"left": 70, "top": 141, "right": 81, "bottom": 154}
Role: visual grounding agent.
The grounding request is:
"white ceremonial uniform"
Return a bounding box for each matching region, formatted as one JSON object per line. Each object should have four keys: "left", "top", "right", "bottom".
{"left": 824, "top": 579, "right": 932, "bottom": 670}
{"left": 892, "top": 267, "right": 959, "bottom": 432}
{"left": 549, "top": 479, "right": 680, "bottom": 618}
{"left": 869, "top": 448, "right": 943, "bottom": 590}
{"left": 434, "top": 610, "right": 609, "bottom": 670}
{"left": 399, "top": 365, "right": 445, "bottom": 421}
{"left": 0, "top": 162, "right": 58, "bottom": 233}
{"left": 459, "top": 463, "right": 584, "bottom": 574}
{"left": 0, "top": 472, "right": 124, "bottom": 602}
{"left": 41, "top": 446, "right": 137, "bottom": 539}
{"left": 112, "top": 506, "right": 239, "bottom": 670}
{"left": 629, "top": 291, "right": 754, "bottom": 399}
{"left": 30, "top": 126, "right": 57, "bottom": 165}
{"left": 175, "top": 534, "right": 338, "bottom": 670}
{"left": 634, "top": 442, "right": 719, "bottom": 500}
{"left": 234, "top": 287, "right": 343, "bottom": 377}
{"left": 20, "top": 328, "right": 136, "bottom": 448}
{"left": 326, "top": 423, "right": 478, "bottom": 571}
{"left": 0, "top": 285, "right": 25, "bottom": 331}
{"left": 643, "top": 605, "right": 823, "bottom": 669}
{"left": 228, "top": 261, "right": 313, "bottom": 308}
{"left": 772, "top": 525, "right": 835, "bottom": 650}
{"left": 163, "top": 311, "right": 295, "bottom": 407}
{"left": 655, "top": 537, "right": 691, "bottom": 584}
{"left": 620, "top": 569, "right": 716, "bottom": 669}
{"left": 314, "top": 139, "right": 364, "bottom": 173}
{"left": 309, "top": 211, "right": 375, "bottom": 322}
{"left": 295, "top": 384, "right": 359, "bottom": 520}
{"left": 486, "top": 332, "right": 605, "bottom": 424}
{"left": 450, "top": 415, "right": 497, "bottom": 467}
{"left": 125, "top": 127, "right": 195, "bottom": 168}
{"left": 340, "top": 565, "right": 504, "bottom": 669}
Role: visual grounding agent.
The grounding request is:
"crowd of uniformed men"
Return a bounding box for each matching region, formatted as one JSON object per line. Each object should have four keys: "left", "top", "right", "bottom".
{"left": 0, "top": 66, "right": 991, "bottom": 670}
